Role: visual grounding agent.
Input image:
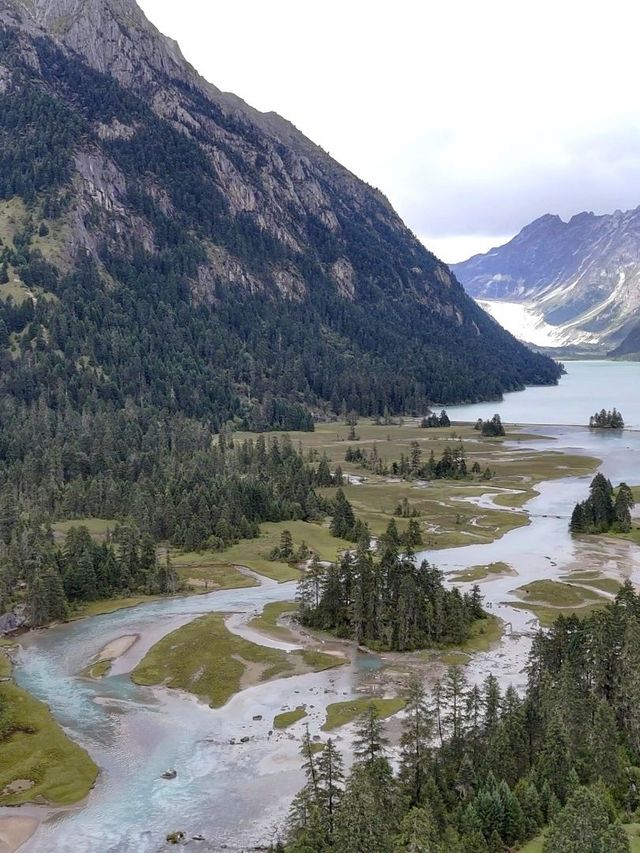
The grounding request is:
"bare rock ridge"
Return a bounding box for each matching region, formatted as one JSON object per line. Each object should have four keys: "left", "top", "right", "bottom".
{"left": 0, "top": 0, "right": 560, "bottom": 422}
{"left": 453, "top": 207, "right": 640, "bottom": 352}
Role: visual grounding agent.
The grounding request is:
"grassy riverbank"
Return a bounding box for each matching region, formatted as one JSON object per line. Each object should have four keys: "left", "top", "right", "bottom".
{"left": 233, "top": 420, "right": 598, "bottom": 551}
{"left": 51, "top": 422, "right": 600, "bottom": 599}
{"left": 274, "top": 707, "right": 307, "bottom": 729}
{"left": 193, "top": 520, "right": 353, "bottom": 583}
{"left": 0, "top": 651, "right": 97, "bottom": 806}
{"left": 322, "top": 697, "right": 407, "bottom": 731}
{"left": 249, "top": 601, "right": 298, "bottom": 642}
{"left": 510, "top": 579, "right": 609, "bottom": 627}
{"left": 131, "top": 613, "right": 344, "bottom": 708}
{"left": 448, "top": 562, "right": 515, "bottom": 582}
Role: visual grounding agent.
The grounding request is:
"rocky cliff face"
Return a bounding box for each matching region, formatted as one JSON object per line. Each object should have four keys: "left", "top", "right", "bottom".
{"left": 452, "top": 208, "right": 640, "bottom": 351}
{"left": 0, "top": 0, "right": 560, "bottom": 422}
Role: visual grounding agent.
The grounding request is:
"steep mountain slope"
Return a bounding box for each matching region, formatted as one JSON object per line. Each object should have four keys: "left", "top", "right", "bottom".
{"left": 452, "top": 208, "right": 640, "bottom": 350}
{"left": 610, "top": 321, "right": 640, "bottom": 358}
{"left": 0, "top": 0, "right": 559, "bottom": 433}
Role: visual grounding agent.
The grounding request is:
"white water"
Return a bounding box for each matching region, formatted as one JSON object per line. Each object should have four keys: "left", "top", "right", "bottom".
{"left": 4, "top": 361, "right": 640, "bottom": 852}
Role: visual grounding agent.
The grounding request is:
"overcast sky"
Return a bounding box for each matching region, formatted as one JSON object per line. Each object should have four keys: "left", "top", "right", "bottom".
{"left": 139, "top": 0, "right": 640, "bottom": 263}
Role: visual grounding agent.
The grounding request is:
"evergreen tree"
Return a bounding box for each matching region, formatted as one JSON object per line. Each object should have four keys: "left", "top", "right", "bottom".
{"left": 544, "top": 786, "right": 630, "bottom": 852}
{"left": 399, "top": 677, "right": 433, "bottom": 807}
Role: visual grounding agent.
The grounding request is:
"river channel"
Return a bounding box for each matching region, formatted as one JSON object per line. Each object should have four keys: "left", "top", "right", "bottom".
{"left": 6, "top": 360, "right": 640, "bottom": 852}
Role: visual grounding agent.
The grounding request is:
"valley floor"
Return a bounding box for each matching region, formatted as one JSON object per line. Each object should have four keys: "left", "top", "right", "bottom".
{"left": 6, "top": 419, "right": 640, "bottom": 851}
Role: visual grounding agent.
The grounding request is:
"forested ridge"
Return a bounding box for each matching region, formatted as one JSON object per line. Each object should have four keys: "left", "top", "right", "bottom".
{"left": 0, "top": 14, "right": 560, "bottom": 435}
{"left": 282, "top": 582, "right": 640, "bottom": 852}
{"left": 0, "top": 8, "right": 559, "bottom": 625}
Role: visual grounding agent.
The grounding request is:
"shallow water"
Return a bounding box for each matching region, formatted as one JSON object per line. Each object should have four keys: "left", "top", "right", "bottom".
{"left": 6, "top": 362, "right": 640, "bottom": 852}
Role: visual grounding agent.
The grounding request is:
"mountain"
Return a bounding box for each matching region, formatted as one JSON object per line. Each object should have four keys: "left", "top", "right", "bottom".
{"left": 610, "top": 321, "right": 640, "bottom": 358}
{"left": 452, "top": 208, "right": 640, "bottom": 351}
{"left": 0, "top": 0, "right": 559, "bottom": 436}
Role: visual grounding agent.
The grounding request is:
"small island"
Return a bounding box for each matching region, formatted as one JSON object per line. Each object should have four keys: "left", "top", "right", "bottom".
{"left": 474, "top": 413, "right": 506, "bottom": 437}
{"left": 297, "top": 529, "right": 487, "bottom": 652}
{"left": 569, "top": 474, "right": 635, "bottom": 534}
{"left": 589, "top": 408, "right": 624, "bottom": 429}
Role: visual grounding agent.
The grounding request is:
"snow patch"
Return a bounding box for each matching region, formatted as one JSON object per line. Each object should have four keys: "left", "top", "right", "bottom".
{"left": 478, "top": 300, "right": 600, "bottom": 348}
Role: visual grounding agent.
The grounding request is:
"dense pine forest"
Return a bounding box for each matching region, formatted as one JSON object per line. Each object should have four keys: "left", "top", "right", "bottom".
{"left": 283, "top": 582, "right": 640, "bottom": 852}
{"left": 0, "top": 18, "right": 561, "bottom": 629}
{"left": 569, "top": 474, "right": 635, "bottom": 535}
{"left": 297, "top": 537, "right": 486, "bottom": 651}
{"left": 0, "top": 18, "right": 561, "bottom": 462}
{"left": 0, "top": 433, "right": 341, "bottom": 622}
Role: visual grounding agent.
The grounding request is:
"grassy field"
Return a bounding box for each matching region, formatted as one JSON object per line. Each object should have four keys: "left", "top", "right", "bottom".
{"left": 48, "top": 420, "right": 599, "bottom": 592}
{"left": 322, "top": 697, "right": 407, "bottom": 731}
{"left": 231, "top": 420, "right": 597, "bottom": 552}
{"left": 421, "top": 615, "right": 503, "bottom": 666}
{"left": 83, "top": 659, "right": 112, "bottom": 679}
{"left": 249, "top": 601, "right": 298, "bottom": 642}
{"left": 206, "top": 520, "right": 353, "bottom": 583}
{"left": 509, "top": 579, "right": 609, "bottom": 628}
{"left": 164, "top": 549, "right": 258, "bottom": 590}
{"left": 0, "top": 670, "right": 97, "bottom": 806}
{"left": 0, "top": 650, "right": 11, "bottom": 679}
{"left": 514, "top": 579, "right": 606, "bottom": 608}
{"left": 515, "top": 579, "right": 605, "bottom": 610}
{"left": 132, "top": 613, "right": 344, "bottom": 708}
{"left": 610, "top": 525, "right": 640, "bottom": 546}
{"left": 567, "top": 575, "right": 622, "bottom": 595}
{"left": 512, "top": 601, "right": 606, "bottom": 628}
{"left": 274, "top": 707, "right": 307, "bottom": 729}
{"left": 460, "top": 615, "right": 504, "bottom": 653}
{"left": 52, "top": 517, "right": 117, "bottom": 543}
{"left": 70, "top": 596, "right": 153, "bottom": 620}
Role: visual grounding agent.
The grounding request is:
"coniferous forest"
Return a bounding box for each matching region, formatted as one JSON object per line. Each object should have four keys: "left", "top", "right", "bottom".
{"left": 1, "top": 4, "right": 635, "bottom": 852}
{"left": 0, "top": 18, "right": 561, "bottom": 628}
{"left": 569, "top": 474, "right": 635, "bottom": 535}
{"left": 297, "top": 542, "right": 485, "bottom": 651}
{"left": 283, "top": 582, "right": 640, "bottom": 852}
{"left": 0, "top": 432, "right": 338, "bottom": 622}
{"left": 589, "top": 409, "right": 625, "bottom": 430}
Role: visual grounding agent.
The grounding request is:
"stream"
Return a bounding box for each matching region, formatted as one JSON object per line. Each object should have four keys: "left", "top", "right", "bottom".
{"left": 4, "top": 361, "right": 640, "bottom": 852}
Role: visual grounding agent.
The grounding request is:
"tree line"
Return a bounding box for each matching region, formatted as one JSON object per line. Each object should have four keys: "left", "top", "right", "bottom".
{"left": 0, "top": 520, "right": 179, "bottom": 627}
{"left": 589, "top": 409, "right": 625, "bottom": 430}
{"left": 570, "top": 474, "right": 635, "bottom": 535}
{"left": 282, "top": 582, "right": 640, "bottom": 851}
{"left": 345, "top": 442, "right": 469, "bottom": 481}
{"left": 0, "top": 432, "right": 343, "bottom": 623}
{"left": 296, "top": 539, "right": 485, "bottom": 652}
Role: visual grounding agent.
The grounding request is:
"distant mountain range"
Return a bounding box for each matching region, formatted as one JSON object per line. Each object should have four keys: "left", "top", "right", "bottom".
{"left": 452, "top": 208, "right": 640, "bottom": 356}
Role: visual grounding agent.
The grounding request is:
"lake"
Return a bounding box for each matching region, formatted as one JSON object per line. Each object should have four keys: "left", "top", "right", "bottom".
{"left": 448, "top": 359, "right": 640, "bottom": 429}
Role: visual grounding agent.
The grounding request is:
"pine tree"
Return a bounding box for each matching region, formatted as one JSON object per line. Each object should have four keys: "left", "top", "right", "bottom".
{"left": 333, "top": 765, "right": 393, "bottom": 853}
{"left": 316, "top": 738, "right": 344, "bottom": 838}
{"left": 392, "top": 806, "right": 441, "bottom": 852}
{"left": 544, "top": 785, "right": 630, "bottom": 852}
{"left": 399, "top": 677, "right": 433, "bottom": 806}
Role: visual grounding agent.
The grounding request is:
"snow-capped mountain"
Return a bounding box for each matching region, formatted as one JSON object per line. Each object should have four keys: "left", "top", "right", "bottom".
{"left": 452, "top": 207, "right": 640, "bottom": 351}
